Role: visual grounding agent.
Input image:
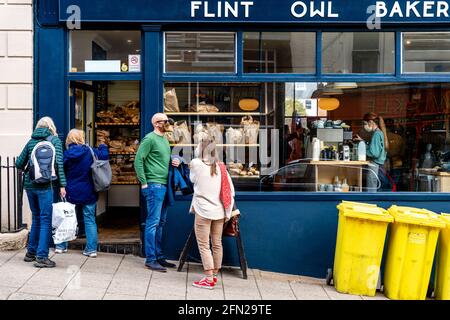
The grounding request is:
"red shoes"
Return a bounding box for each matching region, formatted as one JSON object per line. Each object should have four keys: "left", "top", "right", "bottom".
{"left": 193, "top": 277, "right": 215, "bottom": 290}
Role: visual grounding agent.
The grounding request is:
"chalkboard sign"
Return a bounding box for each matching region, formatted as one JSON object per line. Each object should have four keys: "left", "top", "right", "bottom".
{"left": 95, "top": 81, "right": 108, "bottom": 111}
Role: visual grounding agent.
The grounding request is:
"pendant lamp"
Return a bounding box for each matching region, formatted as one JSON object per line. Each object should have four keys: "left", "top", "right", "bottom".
{"left": 319, "top": 98, "right": 340, "bottom": 111}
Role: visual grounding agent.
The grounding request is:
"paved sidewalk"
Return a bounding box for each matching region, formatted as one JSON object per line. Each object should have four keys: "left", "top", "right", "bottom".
{"left": 0, "top": 249, "right": 388, "bottom": 300}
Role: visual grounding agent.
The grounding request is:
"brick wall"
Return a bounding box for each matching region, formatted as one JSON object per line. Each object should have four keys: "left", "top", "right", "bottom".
{"left": 0, "top": 0, "right": 33, "bottom": 156}
{"left": 0, "top": 0, "right": 33, "bottom": 230}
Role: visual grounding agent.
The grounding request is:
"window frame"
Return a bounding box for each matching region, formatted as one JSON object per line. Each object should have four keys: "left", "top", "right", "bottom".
{"left": 241, "top": 31, "right": 318, "bottom": 75}
{"left": 321, "top": 31, "right": 396, "bottom": 76}
{"left": 68, "top": 29, "right": 143, "bottom": 75}
{"left": 401, "top": 31, "right": 450, "bottom": 75}
{"left": 163, "top": 31, "right": 238, "bottom": 74}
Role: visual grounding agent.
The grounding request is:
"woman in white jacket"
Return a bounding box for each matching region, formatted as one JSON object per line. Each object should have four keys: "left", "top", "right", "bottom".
{"left": 190, "top": 137, "right": 235, "bottom": 290}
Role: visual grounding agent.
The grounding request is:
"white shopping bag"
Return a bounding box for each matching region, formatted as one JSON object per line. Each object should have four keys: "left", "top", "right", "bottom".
{"left": 52, "top": 199, "right": 78, "bottom": 244}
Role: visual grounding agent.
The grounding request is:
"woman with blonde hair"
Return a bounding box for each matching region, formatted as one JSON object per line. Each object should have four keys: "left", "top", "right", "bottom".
{"left": 16, "top": 116, "right": 66, "bottom": 268}
{"left": 190, "top": 137, "right": 235, "bottom": 289}
{"left": 55, "top": 129, "right": 109, "bottom": 257}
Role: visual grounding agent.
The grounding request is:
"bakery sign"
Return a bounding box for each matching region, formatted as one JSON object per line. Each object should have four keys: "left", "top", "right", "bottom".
{"left": 190, "top": 1, "right": 450, "bottom": 19}
{"left": 58, "top": 0, "right": 450, "bottom": 24}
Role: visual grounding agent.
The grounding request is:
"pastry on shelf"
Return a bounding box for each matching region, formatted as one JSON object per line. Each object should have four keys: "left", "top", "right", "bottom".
{"left": 189, "top": 102, "right": 219, "bottom": 113}
{"left": 97, "top": 129, "right": 110, "bottom": 137}
{"left": 96, "top": 111, "right": 114, "bottom": 123}
{"left": 109, "top": 140, "right": 124, "bottom": 152}
{"left": 230, "top": 168, "right": 241, "bottom": 176}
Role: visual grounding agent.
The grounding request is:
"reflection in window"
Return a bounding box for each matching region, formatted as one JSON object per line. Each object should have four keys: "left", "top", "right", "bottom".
{"left": 165, "top": 32, "right": 236, "bottom": 73}
{"left": 163, "top": 82, "right": 450, "bottom": 193}
{"left": 403, "top": 32, "right": 450, "bottom": 73}
{"left": 322, "top": 32, "right": 395, "bottom": 74}
{"left": 243, "top": 32, "right": 316, "bottom": 73}
{"left": 70, "top": 30, "right": 141, "bottom": 72}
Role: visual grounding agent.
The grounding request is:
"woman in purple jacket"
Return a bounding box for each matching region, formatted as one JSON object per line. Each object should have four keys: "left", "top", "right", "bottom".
{"left": 55, "top": 129, "right": 109, "bottom": 257}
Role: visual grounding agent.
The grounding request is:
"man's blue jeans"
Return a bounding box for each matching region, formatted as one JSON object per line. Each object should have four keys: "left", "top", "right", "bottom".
{"left": 26, "top": 189, "right": 54, "bottom": 259}
{"left": 142, "top": 183, "right": 168, "bottom": 264}
{"left": 56, "top": 203, "right": 98, "bottom": 253}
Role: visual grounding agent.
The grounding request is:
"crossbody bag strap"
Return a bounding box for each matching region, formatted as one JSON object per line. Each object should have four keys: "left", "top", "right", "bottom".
{"left": 87, "top": 144, "right": 97, "bottom": 162}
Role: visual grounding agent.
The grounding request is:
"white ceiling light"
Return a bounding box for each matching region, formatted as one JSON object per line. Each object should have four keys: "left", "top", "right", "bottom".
{"left": 333, "top": 82, "right": 358, "bottom": 89}
{"left": 322, "top": 87, "right": 344, "bottom": 95}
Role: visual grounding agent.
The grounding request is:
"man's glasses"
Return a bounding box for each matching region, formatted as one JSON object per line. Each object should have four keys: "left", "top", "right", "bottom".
{"left": 157, "top": 120, "right": 169, "bottom": 124}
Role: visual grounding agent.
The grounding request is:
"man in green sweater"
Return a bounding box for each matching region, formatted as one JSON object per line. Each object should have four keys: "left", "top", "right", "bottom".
{"left": 134, "top": 113, "right": 180, "bottom": 272}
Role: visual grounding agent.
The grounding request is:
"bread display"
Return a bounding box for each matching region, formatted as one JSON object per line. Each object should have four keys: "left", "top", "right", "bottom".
{"left": 110, "top": 156, "right": 139, "bottom": 184}
{"left": 97, "top": 101, "right": 140, "bottom": 124}
{"left": 189, "top": 102, "right": 219, "bottom": 113}
{"left": 96, "top": 98, "right": 141, "bottom": 185}
{"left": 227, "top": 162, "right": 259, "bottom": 177}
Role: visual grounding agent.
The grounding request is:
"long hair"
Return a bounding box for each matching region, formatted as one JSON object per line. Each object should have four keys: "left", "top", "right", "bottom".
{"left": 363, "top": 112, "right": 389, "bottom": 151}
{"left": 36, "top": 117, "right": 57, "bottom": 136}
{"left": 198, "top": 137, "right": 219, "bottom": 177}
{"left": 66, "top": 129, "right": 85, "bottom": 148}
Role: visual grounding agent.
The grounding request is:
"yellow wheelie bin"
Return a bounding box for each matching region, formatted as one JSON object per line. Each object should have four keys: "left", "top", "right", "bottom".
{"left": 435, "top": 213, "right": 450, "bottom": 300}
{"left": 384, "top": 206, "right": 446, "bottom": 300}
{"left": 332, "top": 201, "right": 393, "bottom": 297}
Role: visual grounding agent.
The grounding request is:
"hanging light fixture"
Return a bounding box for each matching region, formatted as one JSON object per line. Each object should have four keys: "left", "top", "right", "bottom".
{"left": 321, "top": 87, "right": 344, "bottom": 95}
{"left": 333, "top": 82, "right": 358, "bottom": 89}
{"left": 319, "top": 98, "right": 340, "bottom": 111}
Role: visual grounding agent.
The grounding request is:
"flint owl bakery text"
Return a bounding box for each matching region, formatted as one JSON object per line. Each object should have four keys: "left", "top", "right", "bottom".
{"left": 190, "top": 1, "right": 339, "bottom": 18}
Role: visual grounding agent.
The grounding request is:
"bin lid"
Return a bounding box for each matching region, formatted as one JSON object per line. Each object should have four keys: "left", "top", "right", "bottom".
{"left": 388, "top": 206, "right": 446, "bottom": 228}
{"left": 337, "top": 202, "right": 393, "bottom": 223}
{"left": 439, "top": 213, "right": 450, "bottom": 227}
{"left": 340, "top": 201, "right": 378, "bottom": 207}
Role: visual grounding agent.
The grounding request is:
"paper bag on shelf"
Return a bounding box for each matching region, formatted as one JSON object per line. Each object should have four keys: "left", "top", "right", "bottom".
{"left": 226, "top": 127, "right": 244, "bottom": 145}
{"left": 241, "top": 115, "right": 260, "bottom": 144}
{"left": 206, "top": 123, "right": 224, "bottom": 144}
{"left": 173, "top": 120, "right": 192, "bottom": 144}
{"left": 164, "top": 88, "right": 180, "bottom": 112}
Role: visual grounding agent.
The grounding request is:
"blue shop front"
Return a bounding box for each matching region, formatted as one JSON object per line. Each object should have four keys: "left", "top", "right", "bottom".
{"left": 35, "top": 0, "right": 450, "bottom": 277}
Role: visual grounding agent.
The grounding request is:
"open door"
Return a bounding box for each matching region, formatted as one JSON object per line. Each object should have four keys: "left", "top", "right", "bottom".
{"left": 69, "top": 81, "right": 107, "bottom": 216}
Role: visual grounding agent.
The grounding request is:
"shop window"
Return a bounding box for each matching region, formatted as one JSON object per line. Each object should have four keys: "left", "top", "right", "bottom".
{"left": 322, "top": 32, "right": 395, "bottom": 74}
{"left": 403, "top": 32, "right": 450, "bottom": 73}
{"left": 165, "top": 32, "right": 236, "bottom": 73}
{"left": 70, "top": 31, "right": 141, "bottom": 72}
{"left": 163, "top": 82, "right": 450, "bottom": 193}
{"left": 243, "top": 32, "right": 316, "bottom": 73}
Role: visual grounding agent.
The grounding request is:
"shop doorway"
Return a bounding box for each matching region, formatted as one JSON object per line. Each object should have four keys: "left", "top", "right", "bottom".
{"left": 69, "top": 81, "right": 142, "bottom": 252}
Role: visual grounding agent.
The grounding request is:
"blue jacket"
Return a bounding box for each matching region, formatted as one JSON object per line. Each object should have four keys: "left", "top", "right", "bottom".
{"left": 165, "top": 160, "right": 193, "bottom": 206}
{"left": 64, "top": 144, "right": 109, "bottom": 205}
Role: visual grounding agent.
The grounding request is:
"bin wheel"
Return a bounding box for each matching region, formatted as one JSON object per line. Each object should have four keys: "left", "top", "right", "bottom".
{"left": 427, "top": 284, "right": 434, "bottom": 299}
{"left": 326, "top": 268, "right": 333, "bottom": 286}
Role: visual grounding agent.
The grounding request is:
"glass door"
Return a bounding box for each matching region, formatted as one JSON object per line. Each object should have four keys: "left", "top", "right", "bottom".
{"left": 70, "top": 81, "right": 95, "bottom": 145}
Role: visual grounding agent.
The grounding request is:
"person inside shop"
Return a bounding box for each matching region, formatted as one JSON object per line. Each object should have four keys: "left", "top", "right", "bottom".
{"left": 16, "top": 117, "right": 67, "bottom": 268}
{"left": 384, "top": 118, "right": 405, "bottom": 188}
{"left": 54, "top": 129, "right": 109, "bottom": 258}
{"left": 189, "top": 137, "right": 236, "bottom": 290}
{"left": 286, "top": 114, "right": 305, "bottom": 163}
{"left": 354, "top": 112, "right": 391, "bottom": 192}
{"left": 134, "top": 113, "right": 181, "bottom": 272}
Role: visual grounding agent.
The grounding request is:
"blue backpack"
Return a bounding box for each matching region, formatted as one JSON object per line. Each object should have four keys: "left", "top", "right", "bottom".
{"left": 29, "top": 136, "right": 58, "bottom": 184}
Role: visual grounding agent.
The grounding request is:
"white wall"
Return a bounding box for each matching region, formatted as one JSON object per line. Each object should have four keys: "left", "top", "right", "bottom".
{"left": 0, "top": 0, "right": 33, "bottom": 230}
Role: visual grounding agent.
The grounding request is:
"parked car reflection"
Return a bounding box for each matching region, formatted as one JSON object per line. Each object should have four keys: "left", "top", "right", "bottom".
{"left": 260, "top": 160, "right": 316, "bottom": 191}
